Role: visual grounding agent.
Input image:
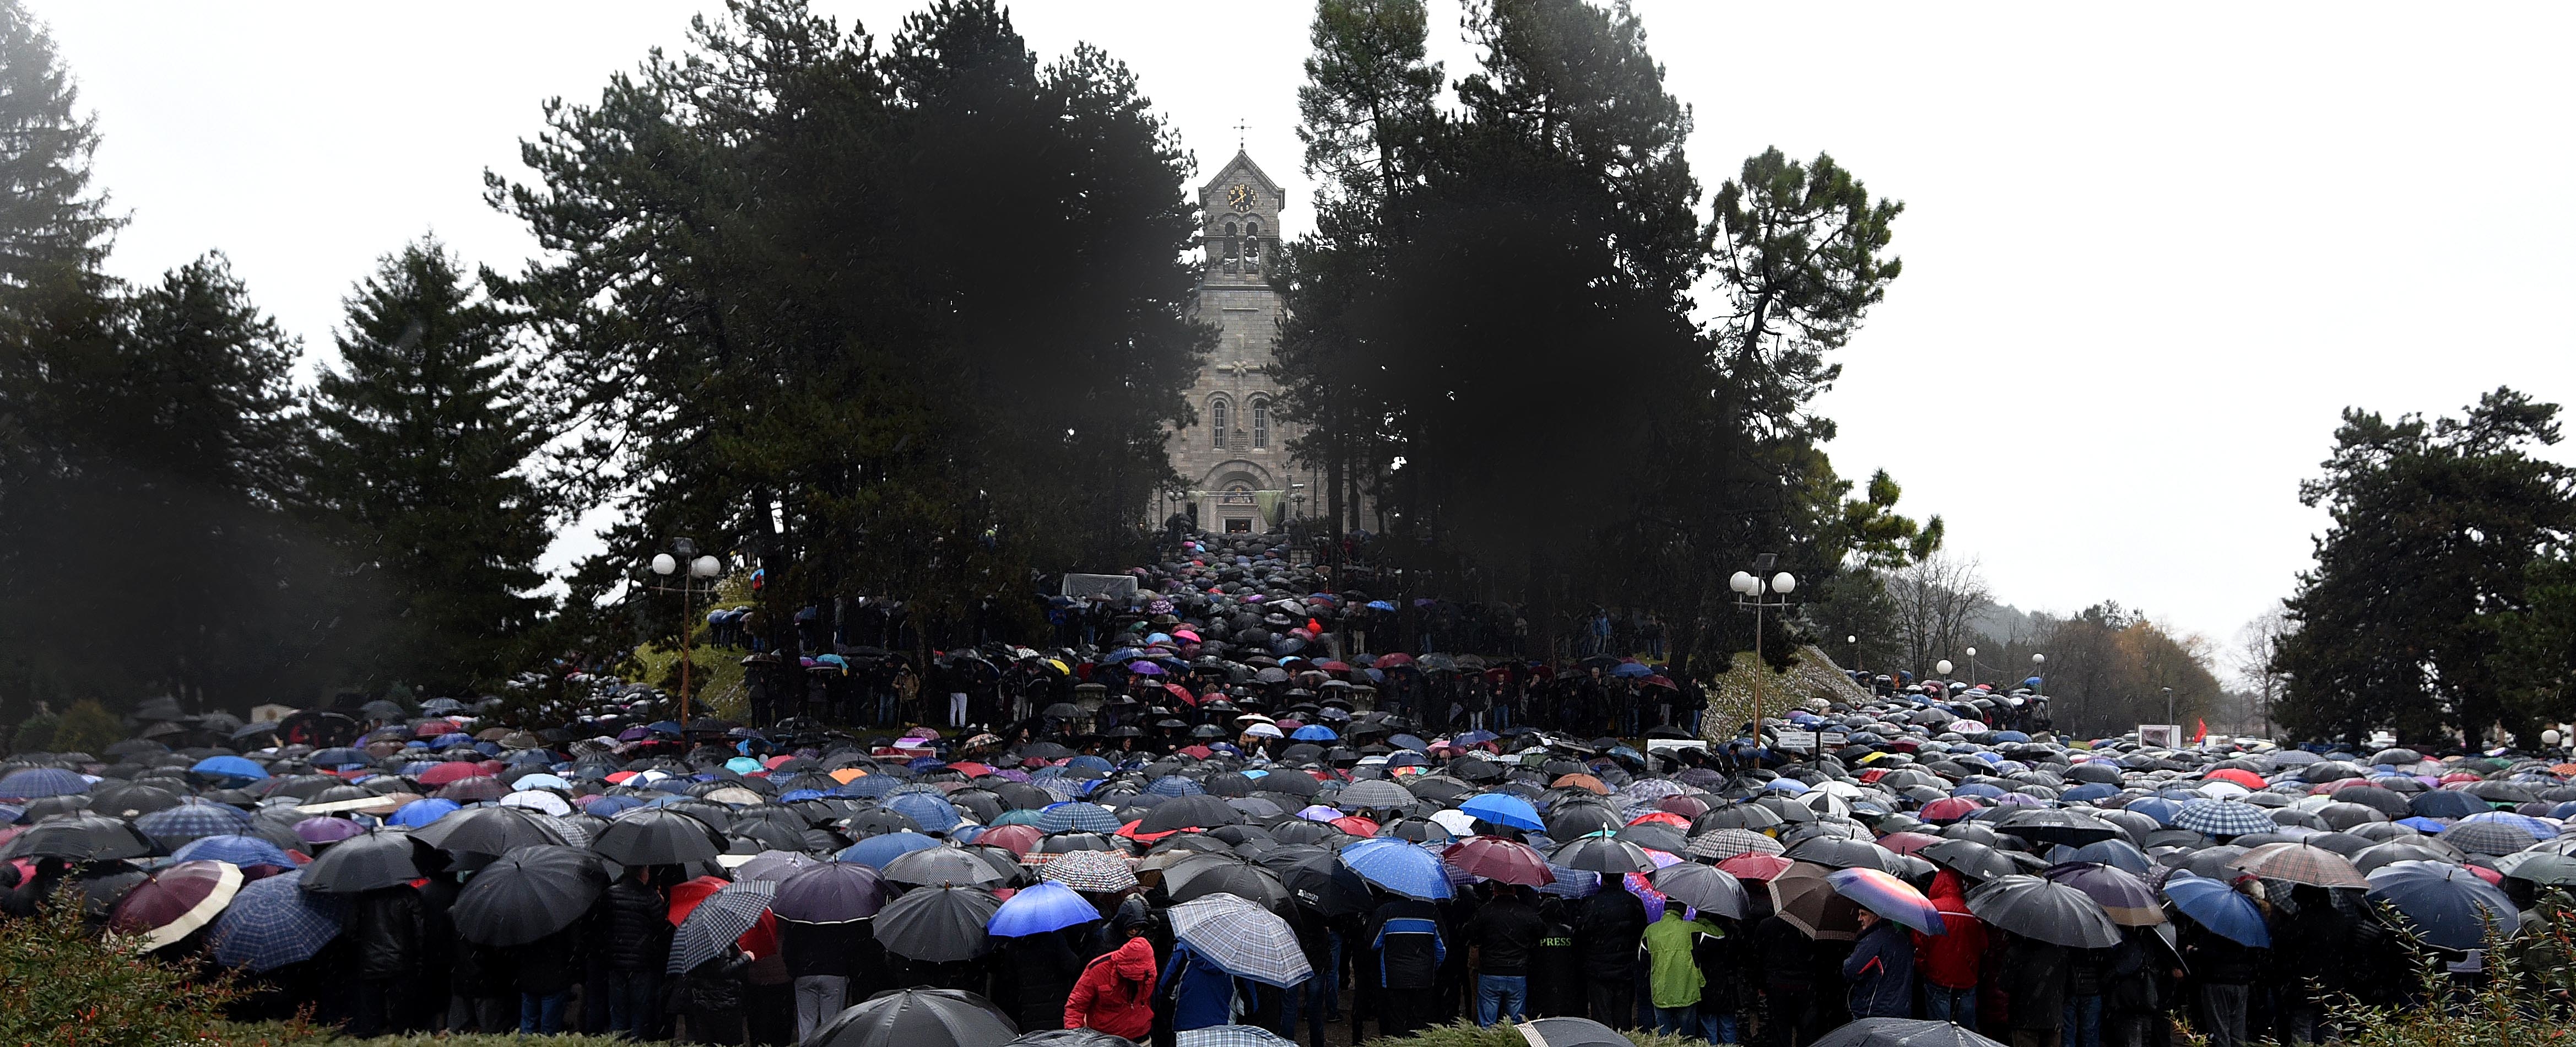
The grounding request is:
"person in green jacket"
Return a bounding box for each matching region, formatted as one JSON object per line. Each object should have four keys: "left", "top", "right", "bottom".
{"left": 1644, "top": 906, "right": 1712, "bottom": 1037}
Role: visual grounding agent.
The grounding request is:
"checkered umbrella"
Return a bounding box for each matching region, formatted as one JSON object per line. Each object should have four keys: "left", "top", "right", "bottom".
{"left": 2226, "top": 842, "right": 2370, "bottom": 888}
{"left": 2439, "top": 819, "right": 2540, "bottom": 856}
{"left": 210, "top": 870, "right": 344, "bottom": 972}
{"left": 1178, "top": 1026, "right": 1298, "bottom": 1047}
{"left": 1336, "top": 780, "right": 1415, "bottom": 812}
{"left": 1685, "top": 828, "right": 1784, "bottom": 861}
{"left": 668, "top": 879, "right": 777, "bottom": 974}
{"left": 1038, "top": 848, "right": 1137, "bottom": 892}
{"left": 136, "top": 802, "right": 253, "bottom": 848}
{"left": 2172, "top": 800, "right": 2277, "bottom": 838}
{"left": 1037, "top": 802, "right": 1121, "bottom": 834}
{"left": 1168, "top": 893, "right": 1314, "bottom": 987}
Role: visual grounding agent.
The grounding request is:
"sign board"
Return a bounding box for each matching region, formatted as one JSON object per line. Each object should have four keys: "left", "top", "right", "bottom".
{"left": 1822, "top": 732, "right": 1849, "bottom": 749}
{"left": 1773, "top": 730, "right": 1821, "bottom": 752}
{"left": 1059, "top": 573, "right": 1139, "bottom": 600}
{"left": 2137, "top": 724, "right": 2183, "bottom": 748}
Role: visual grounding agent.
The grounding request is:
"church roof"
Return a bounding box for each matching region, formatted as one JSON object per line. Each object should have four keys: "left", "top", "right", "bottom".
{"left": 1200, "top": 149, "right": 1282, "bottom": 200}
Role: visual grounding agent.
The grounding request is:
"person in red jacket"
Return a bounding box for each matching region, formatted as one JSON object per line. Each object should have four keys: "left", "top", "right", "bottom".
{"left": 1066, "top": 931, "right": 1159, "bottom": 1039}
{"left": 1916, "top": 869, "right": 1990, "bottom": 1026}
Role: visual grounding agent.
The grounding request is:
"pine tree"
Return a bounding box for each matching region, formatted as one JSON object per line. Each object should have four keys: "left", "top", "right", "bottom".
{"left": 0, "top": 0, "right": 117, "bottom": 284}
{"left": 308, "top": 241, "right": 553, "bottom": 694}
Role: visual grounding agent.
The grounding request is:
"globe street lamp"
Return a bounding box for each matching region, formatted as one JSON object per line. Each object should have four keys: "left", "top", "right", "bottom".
{"left": 1731, "top": 557, "right": 1797, "bottom": 754}
{"left": 647, "top": 538, "right": 727, "bottom": 724}
{"left": 1936, "top": 659, "right": 1953, "bottom": 677}
{"left": 1847, "top": 634, "right": 1860, "bottom": 674}
{"left": 2030, "top": 652, "right": 2045, "bottom": 689}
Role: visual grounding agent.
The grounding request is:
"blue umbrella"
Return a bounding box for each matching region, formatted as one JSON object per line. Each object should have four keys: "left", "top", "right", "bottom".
{"left": 136, "top": 802, "right": 253, "bottom": 846}
{"left": 885, "top": 793, "right": 963, "bottom": 833}
{"left": 191, "top": 756, "right": 269, "bottom": 783}
{"left": 1610, "top": 662, "right": 1653, "bottom": 679}
{"left": 1340, "top": 836, "right": 1453, "bottom": 900}
{"left": 2122, "top": 798, "right": 2183, "bottom": 826}
{"left": 211, "top": 870, "right": 344, "bottom": 972}
{"left": 1037, "top": 802, "right": 1123, "bottom": 834}
{"left": 1458, "top": 793, "right": 1545, "bottom": 833}
{"left": 172, "top": 834, "right": 300, "bottom": 868}
{"left": 2063, "top": 839, "right": 2153, "bottom": 876}
{"left": 2396, "top": 816, "right": 2451, "bottom": 834}
{"left": 2161, "top": 872, "right": 2268, "bottom": 948}
{"left": 2060, "top": 783, "right": 2118, "bottom": 803}
{"left": 1145, "top": 776, "right": 1206, "bottom": 798}
{"left": 1290, "top": 725, "right": 1339, "bottom": 742}
{"left": 2460, "top": 810, "right": 2559, "bottom": 840}
{"left": 0, "top": 767, "right": 90, "bottom": 798}
{"left": 988, "top": 881, "right": 1100, "bottom": 937}
{"left": 2410, "top": 790, "right": 2489, "bottom": 819}
{"left": 834, "top": 776, "right": 903, "bottom": 799}
{"left": 839, "top": 831, "right": 943, "bottom": 868}
{"left": 1065, "top": 755, "right": 1114, "bottom": 773}
{"left": 2367, "top": 860, "right": 2519, "bottom": 951}
{"left": 388, "top": 798, "right": 461, "bottom": 828}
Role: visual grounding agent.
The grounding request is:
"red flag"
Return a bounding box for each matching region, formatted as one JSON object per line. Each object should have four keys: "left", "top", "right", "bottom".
{"left": 2191, "top": 719, "right": 2207, "bottom": 742}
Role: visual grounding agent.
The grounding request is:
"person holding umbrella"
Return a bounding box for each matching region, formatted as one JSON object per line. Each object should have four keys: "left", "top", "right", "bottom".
{"left": 1914, "top": 869, "right": 1988, "bottom": 1027}
{"left": 1362, "top": 886, "right": 1449, "bottom": 1037}
{"left": 1066, "top": 917, "right": 1159, "bottom": 1040}
{"left": 1839, "top": 907, "right": 1915, "bottom": 1021}
{"left": 1644, "top": 900, "right": 1718, "bottom": 1036}
{"left": 1463, "top": 882, "right": 1547, "bottom": 1026}
{"left": 1574, "top": 877, "right": 1649, "bottom": 1027}
{"left": 593, "top": 866, "right": 674, "bottom": 1039}
{"left": 335, "top": 877, "right": 426, "bottom": 1037}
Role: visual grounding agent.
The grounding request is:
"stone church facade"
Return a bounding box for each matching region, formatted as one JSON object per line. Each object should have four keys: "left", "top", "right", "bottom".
{"left": 1157, "top": 150, "right": 1323, "bottom": 535}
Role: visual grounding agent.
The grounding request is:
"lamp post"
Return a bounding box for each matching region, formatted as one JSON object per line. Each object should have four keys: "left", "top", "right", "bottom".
{"left": 2163, "top": 686, "right": 2174, "bottom": 728}
{"left": 1730, "top": 555, "right": 1797, "bottom": 754}
{"left": 2030, "top": 652, "right": 2045, "bottom": 689}
{"left": 1847, "top": 635, "right": 1860, "bottom": 674}
{"left": 1966, "top": 645, "right": 1979, "bottom": 686}
{"left": 648, "top": 538, "right": 726, "bottom": 725}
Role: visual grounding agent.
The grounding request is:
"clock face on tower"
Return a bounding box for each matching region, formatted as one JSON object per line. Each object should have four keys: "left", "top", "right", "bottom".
{"left": 1226, "top": 184, "right": 1255, "bottom": 212}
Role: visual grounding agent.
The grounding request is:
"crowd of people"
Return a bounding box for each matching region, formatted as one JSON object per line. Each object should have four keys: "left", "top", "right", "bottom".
{"left": 0, "top": 667, "right": 2568, "bottom": 1047}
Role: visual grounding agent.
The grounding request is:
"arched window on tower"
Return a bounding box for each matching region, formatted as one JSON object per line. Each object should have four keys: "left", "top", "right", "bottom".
{"left": 1242, "top": 219, "right": 1261, "bottom": 272}
{"left": 1250, "top": 396, "right": 1270, "bottom": 450}
{"left": 1222, "top": 220, "right": 1240, "bottom": 274}
{"left": 1209, "top": 395, "right": 1230, "bottom": 450}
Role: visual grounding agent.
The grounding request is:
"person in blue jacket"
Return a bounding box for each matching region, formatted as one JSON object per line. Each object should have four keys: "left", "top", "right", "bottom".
{"left": 1841, "top": 909, "right": 1916, "bottom": 1019}
{"left": 1161, "top": 939, "right": 1243, "bottom": 1032}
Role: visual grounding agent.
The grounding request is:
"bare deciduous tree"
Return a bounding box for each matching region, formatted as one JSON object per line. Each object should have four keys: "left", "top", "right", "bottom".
{"left": 1888, "top": 553, "right": 1992, "bottom": 676}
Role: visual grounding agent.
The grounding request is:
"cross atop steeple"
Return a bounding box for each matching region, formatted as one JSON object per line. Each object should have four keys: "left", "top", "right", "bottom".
{"left": 1234, "top": 118, "right": 1248, "bottom": 151}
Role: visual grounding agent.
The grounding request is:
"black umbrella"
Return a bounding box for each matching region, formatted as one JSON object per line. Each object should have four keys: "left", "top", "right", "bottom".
{"left": 411, "top": 805, "right": 570, "bottom": 859}
{"left": 1136, "top": 795, "right": 1241, "bottom": 834}
{"left": 1650, "top": 862, "right": 1750, "bottom": 919}
{"left": 884, "top": 845, "right": 1016, "bottom": 888}
{"left": 1996, "top": 809, "right": 2123, "bottom": 848}
{"left": 1965, "top": 873, "right": 2120, "bottom": 948}
{"left": 1920, "top": 838, "right": 2017, "bottom": 882}
{"left": 807, "top": 987, "right": 1018, "bottom": 1047}
{"left": 1553, "top": 836, "right": 1655, "bottom": 875}
{"left": 1810, "top": 1017, "right": 2010, "bottom": 1047}
{"left": 298, "top": 828, "right": 423, "bottom": 894}
{"left": 451, "top": 845, "right": 609, "bottom": 946}
{"left": 772, "top": 861, "right": 886, "bottom": 924}
{"left": 2, "top": 812, "right": 154, "bottom": 861}
{"left": 875, "top": 884, "right": 1000, "bottom": 962}
{"left": 1163, "top": 852, "right": 1290, "bottom": 908}
{"left": 1784, "top": 836, "right": 1893, "bottom": 872}
{"left": 592, "top": 808, "right": 725, "bottom": 866}
{"left": 1260, "top": 845, "right": 1373, "bottom": 916}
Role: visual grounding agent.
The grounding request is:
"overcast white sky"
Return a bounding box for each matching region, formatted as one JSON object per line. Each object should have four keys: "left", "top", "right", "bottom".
{"left": 34, "top": 2, "right": 2576, "bottom": 654}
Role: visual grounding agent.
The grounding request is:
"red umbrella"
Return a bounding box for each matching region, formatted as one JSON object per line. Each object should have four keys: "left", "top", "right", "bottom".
{"left": 1717, "top": 853, "right": 1794, "bottom": 882}
{"left": 417, "top": 762, "right": 491, "bottom": 787}
{"left": 2205, "top": 769, "right": 2266, "bottom": 790}
{"left": 1163, "top": 683, "right": 1197, "bottom": 706}
{"left": 1627, "top": 812, "right": 1692, "bottom": 830}
{"left": 1317, "top": 661, "right": 1352, "bottom": 672}
{"left": 1330, "top": 816, "right": 1380, "bottom": 837}
{"left": 1922, "top": 797, "right": 1984, "bottom": 823}
{"left": 1375, "top": 653, "right": 1415, "bottom": 667}
{"left": 1876, "top": 831, "right": 1943, "bottom": 855}
{"left": 110, "top": 860, "right": 242, "bottom": 952}
{"left": 1443, "top": 836, "right": 1555, "bottom": 887}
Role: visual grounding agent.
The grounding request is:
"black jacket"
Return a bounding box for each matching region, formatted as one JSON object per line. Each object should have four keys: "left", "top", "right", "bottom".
{"left": 782, "top": 919, "right": 868, "bottom": 979}
{"left": 1572, "top": 888, "right": 1648, "bottom": 981}
{"left": 1999, "top": 938, "right": 2071, "bottom": 1029}
{"left": 1363, "top": 897, "right": 1447, "bottom": 990}
{"left": 1463, "top": 894, "right": 1547, "bottom": 976}
{"left": 597, "top": 878, "right": 671, "bottom": 973}
{"left": 511, "top": 925, "right": 583, "bottom": 996}
{"left": 345, "top": 885, "right": 425, "bottom": 981}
